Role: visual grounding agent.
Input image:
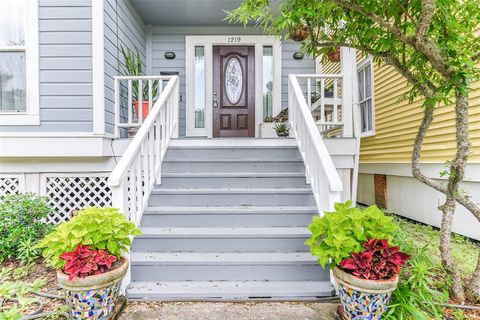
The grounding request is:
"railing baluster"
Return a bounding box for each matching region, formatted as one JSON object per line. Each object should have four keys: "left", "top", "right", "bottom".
{"left": 320, "top": 78, "right": 325, "bottom": 123}
{"left": 138, "top": 79, "right": 143, "bottom": 124}
{"left": 148, "top": 79, "right": 153, "bottom": 112}
{"left": 333, "top": 79, "right": 338, "bottom": 123}
{"left": 127, "top": 80, "right": 133, "bottom": 125}
{"left": 114, "top": 78, "right": 120, "bottom": 138}
{"left": 307, "top": 77, "right": 312, "bottom": 110}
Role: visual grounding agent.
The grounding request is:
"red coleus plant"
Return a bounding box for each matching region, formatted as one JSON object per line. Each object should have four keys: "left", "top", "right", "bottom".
{"left": 60, "top": 245, "right": 117, "bottom": 280}
{"left": 339, "top": 239, "right": 410, "bottom": 280}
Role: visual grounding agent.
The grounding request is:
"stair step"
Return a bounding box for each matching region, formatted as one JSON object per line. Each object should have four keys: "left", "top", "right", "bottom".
{"left": 159, "top": 173, "right": 308, "bottom": 188}
{"left": 141, "top": 206, "right": 318, "bottom": 227}
{"left": 130, "top": 252, "right": 326, "bottom": 281}
{"left": 148, "top": 188, "right": 316, "bottom": 206}
{"left": 165, "top": 147, "right": 302, "bottom": 161}
{"left": 126, "top": 281, "right": 336, "bottom": 300}
{"left": 162, "top": 161, "right": 305, "bottom": 174}
{"left": 132, "top": 227, "right": 311, "bottom": 252}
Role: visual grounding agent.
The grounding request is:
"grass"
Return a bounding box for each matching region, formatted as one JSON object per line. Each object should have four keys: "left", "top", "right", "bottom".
{"left": 388, "top": 211, "right": 479, "bottom": 278}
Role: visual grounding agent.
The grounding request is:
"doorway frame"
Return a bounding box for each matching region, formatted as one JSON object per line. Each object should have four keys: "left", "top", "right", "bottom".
{"left": 186, "top": 35, "right": 282, "bottom": 138}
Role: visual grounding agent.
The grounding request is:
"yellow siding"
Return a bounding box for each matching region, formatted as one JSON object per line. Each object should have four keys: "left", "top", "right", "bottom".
{"left": 360, "top": 63, "right": 480, "bottom": 163}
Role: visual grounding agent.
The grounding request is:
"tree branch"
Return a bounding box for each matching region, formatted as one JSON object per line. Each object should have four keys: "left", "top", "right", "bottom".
{"left": 416, "top": 0, "right": 436, "bottom": 39}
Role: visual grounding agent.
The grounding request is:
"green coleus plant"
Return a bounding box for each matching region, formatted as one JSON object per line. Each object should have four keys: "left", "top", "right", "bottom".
{"left": 305, "top": 201, "right": 398, "bottom": 267}
{"left": 36, "top": 207, "right": 141, "bottom": 269}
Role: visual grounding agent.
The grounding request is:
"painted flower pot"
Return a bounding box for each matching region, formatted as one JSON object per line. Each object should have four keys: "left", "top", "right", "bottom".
{"left": 327, "top": 48, "right": 341, "bottom": 63}
{"left": 276, "top": 131, "right": 290, "bottom": 137}
{"left": 57, "top": 258, "right": 128, "bottom": 320}
{"left": 133, "top": 101, "right": 151, "bottom": 121}
{"left": 333, "top": 267, "right": 398, "bottom": 320}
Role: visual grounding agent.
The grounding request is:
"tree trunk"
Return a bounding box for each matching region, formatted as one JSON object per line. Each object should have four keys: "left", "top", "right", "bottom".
{"left": 466, "top": 253, "right": 480, "bottom": 303}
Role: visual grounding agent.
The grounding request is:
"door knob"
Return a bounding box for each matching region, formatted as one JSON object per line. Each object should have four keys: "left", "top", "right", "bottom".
{"left": 213, "top": 92, "right": 219, "bottom": 108}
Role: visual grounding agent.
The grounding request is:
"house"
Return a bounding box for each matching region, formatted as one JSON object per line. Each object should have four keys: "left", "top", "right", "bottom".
{"left": 6, "top": 0, "right": 458, "bottom": 300}
{"left": 352, "top": 57, "right": 480, "bottom": 241}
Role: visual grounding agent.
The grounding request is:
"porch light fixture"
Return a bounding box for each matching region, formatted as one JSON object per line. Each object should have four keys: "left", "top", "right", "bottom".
{"left": 165, "top": 52, "right": 176, "bottom": 60}
{"left": 293, "top": 51, "right": 304, "bottom": 60}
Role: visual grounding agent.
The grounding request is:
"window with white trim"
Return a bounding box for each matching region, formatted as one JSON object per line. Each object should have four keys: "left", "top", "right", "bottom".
{"left": 0, "top": 0, "right": 39, "bottom": 125}
{"left": 357, "top": 59, "right": 374, "bottom": 136}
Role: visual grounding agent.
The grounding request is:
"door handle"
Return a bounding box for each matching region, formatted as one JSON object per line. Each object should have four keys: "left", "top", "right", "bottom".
{"left": 213, "top": 92, "right": 219, "bottom": 108}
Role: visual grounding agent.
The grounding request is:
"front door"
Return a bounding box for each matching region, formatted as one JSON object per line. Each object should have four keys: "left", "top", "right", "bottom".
{"left": 213, "top": 46, "right": 255, "bottom": 137}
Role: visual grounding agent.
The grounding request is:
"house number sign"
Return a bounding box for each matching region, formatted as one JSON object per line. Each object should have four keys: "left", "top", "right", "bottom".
{"left": 227, "top": 36, "right": 242, "bottom": 43}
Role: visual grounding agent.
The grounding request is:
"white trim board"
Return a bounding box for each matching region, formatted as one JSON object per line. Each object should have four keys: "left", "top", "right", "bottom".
{"left": 359, "top": 163, "right": 480, "bottom": 182}
{"left": 185, "top": 35, "right": 282, "bottom": 138}
{"left": 92, "top": 0, "right": 105, "bottom": 135}
{"left": 0, "top": 0, "right": 40, "bottom": 126}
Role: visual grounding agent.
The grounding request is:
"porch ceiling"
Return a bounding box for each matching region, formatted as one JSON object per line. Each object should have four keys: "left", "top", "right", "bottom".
{"left": 130, "top": 0, "right": 271, "bottom": 26}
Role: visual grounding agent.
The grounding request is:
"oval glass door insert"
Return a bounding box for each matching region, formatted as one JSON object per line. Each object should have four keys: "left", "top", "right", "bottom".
{"left": 225, "top": 57, "right": 243, "bottom": 104}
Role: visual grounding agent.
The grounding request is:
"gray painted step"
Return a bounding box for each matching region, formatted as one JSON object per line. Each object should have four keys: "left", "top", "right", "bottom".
{"left": 159, "top": 174, "right": 309, "bottom": 188}
{"left": 165, "top": 147, "right": 302, "bottom": 161}
{"left": 148, "top": 188, "right": 316, "bottom": 206}
{"left": 162, "top": 160, "right": 305, "bottom": 173}
{"left": 127, "top": 281, "right": 336, "bottom": 300}
{"left": 130, "top": 252, "right": 327, "bottom": 281}
{"left": 141, "top": 206, "right": 318, "bottom": 227}
{"left": 132, "top": 227, "right": 310, "bottom": 252}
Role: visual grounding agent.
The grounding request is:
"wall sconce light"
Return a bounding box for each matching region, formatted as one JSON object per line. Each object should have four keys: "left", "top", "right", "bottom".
{"left": 165, "top": 52, "right": 176, "bottom": 60}
{"left": 293, "top": 51, "right": 304, "bottom": 60}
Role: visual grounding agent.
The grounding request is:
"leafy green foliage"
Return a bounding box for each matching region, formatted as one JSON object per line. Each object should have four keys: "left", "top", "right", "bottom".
{"left": 121, "top": 46, "right": 159, "bottom": 102}
{"left": 273, "top": 122, "right": 290, "bottom": 133}
{"left": 0, "top": 193, "right": 53, "bottom": 263}
{"left": 305, "top": 201, "right": 398, "bottom": 267}
{"left": 228, "top": 0, "right": 480, "bottom": 108}
{"left": 385, "top": 228, "right": 448, "bottom": 319}
{"left": 36, "top": 207, "right": 142, "bottom": 269}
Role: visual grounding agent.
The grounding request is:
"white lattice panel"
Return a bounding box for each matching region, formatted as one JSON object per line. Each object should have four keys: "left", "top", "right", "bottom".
{"left": 0, "top": 175, "right": 24, "bottom": 197}
{"left": 44, "top": 175, "right": 112, "bottom": 224}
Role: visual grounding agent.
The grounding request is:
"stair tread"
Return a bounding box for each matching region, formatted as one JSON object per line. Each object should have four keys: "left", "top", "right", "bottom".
{"left": 151, "top": 187, "right": 313, "bottom": 194}
{"left": 161, "top": 172, "right": 306, "bottom": 178}
{"left": 143, "top": 205, "right": 318, "bottom": 214}
{"left": 127, "top": 281, "right": 335, "bottom": 299}
{"left": 131, "top": 252, "right": 317, "bottom": 264}
{"left": 163, "top": 159, "right": 302, "bottom": 163}
{"left": 138, "top": 227, "right": 311, "bottom": 237}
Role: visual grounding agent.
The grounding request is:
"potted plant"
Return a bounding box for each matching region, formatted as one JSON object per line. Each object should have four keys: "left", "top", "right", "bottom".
{"left": 274, "top": 122, "right": 290, "bottom": 137}
{"left": 36, "top": 208, "right": 141, "bottom": 320}
{"left": 305, "top": 201, "right": 410, "bottom": 319}
{"left": 289, "top": 24, "right": 309, "bottom": 42}
{"left": 327, "top": 47, "right": 341, "bottom": 62}
{"left": 121, "top": 47, "right": 158, "bottom": 121}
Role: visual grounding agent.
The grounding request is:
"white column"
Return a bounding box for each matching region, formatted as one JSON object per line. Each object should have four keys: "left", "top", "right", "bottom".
{"left": 340, "top": 47, "right": 356, "bottom": 138}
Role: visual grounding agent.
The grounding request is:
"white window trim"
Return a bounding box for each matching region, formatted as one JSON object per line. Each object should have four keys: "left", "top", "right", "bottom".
{"left": 185, "top": 35, "right": 282, "bottom": 138}
{"left": 357, "top": 57, "right": 375, "bottom": 137}
{"left": 0, "top": 0, "right": 39, "bottom": 126}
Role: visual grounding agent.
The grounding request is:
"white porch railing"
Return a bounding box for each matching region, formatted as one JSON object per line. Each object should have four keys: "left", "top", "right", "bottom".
{"left": 113, "top": 75, "right": 174, "bottom": 138}
{"left": 295, "top": 74, "right": 343, "bottom": 136}
{"left": 108, "top": 75, "right": 179, "bottom": 226}
{"left": 288, "top": 74, "right": 343, "bottom": 213}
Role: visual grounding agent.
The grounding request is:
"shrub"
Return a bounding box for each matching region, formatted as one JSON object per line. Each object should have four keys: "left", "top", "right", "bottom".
{"left": 305, "top": 201, "right": 398, "bottom": 267}
{"left": 37, "top": 207, "right": 141, "bottom": 269}
{"left": 0, "top": 193, "right": 53, "bottom": 263}
{"left": 339, "top": 239, "right": 410, "bottom": 280}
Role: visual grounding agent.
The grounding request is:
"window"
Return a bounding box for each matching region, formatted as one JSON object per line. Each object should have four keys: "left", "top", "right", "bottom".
{"left": 0, "top": 0, "right": 39, "bottom": 125}
{"left": 357, "top": 59, "right": 374, "bottom": 136}
{"left": 194, "top": 46, "right": 205, "bottom": 128}
{"left": 262, "top": 46, "right": 273, "bottom": 120}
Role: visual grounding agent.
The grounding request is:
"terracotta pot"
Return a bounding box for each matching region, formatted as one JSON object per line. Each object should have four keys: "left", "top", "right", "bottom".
{"left": 333, "top": 267, "right": 398, "bottom": 320}
{"left": 57, "top": 258, "right": 128, "bottom": 320}
{"left": 327, "top": 48, "right": 341, "bottom": 63}
{"left": 133, "top": 101, "right": 151, "bottom": 121}
{"left": 290, "top": 25, "right": 309, "bottom": 42}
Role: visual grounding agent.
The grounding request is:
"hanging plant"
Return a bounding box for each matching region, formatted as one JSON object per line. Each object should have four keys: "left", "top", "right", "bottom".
{"left": 289, "top": 24, "right": 309, "bottom": 42}
{"left": 327, "top": 47, "right": 341, "bottom": 62}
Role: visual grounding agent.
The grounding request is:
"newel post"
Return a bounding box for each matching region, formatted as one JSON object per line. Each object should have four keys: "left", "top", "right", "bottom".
{"left": 340, "top": 47, "right": 357, "bottom": 138}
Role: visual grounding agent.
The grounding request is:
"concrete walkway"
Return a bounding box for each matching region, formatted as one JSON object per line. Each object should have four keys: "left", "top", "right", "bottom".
{"left": 120, "top": 302, "right": 340, "bottom": 320}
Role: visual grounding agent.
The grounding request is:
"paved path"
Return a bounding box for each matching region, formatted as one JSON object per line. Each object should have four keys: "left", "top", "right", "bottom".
{"left": 120, "top": 302, "right": 339, "bottom": 320}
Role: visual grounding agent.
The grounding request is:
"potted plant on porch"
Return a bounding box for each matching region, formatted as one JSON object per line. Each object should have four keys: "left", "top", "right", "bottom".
{"left": 121, "top": 47, "right": 158, "bottom": 122}
{"left": 36, "top": 208, "right": 141, "bottom": 319}
{"left": 305, "top": 201, "right": 410, "bottom": 319}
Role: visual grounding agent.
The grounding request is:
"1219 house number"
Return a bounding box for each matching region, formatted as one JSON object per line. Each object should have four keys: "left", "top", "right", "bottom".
{"left": 227, "top": 37, "right": 241, "bottom": 43}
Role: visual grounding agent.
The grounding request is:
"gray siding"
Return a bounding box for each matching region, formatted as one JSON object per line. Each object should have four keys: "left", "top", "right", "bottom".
{"left": 1, "top": 0, "right": 93, "bottom": 132}
{"left": 150, "top": 28, "right": 316, "bottom": 136}
{"left": 281, "top": 41, "right": 316, "bottom": 109}
{"left": 104, "top": 0, "right": 146, "bottom": 134}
